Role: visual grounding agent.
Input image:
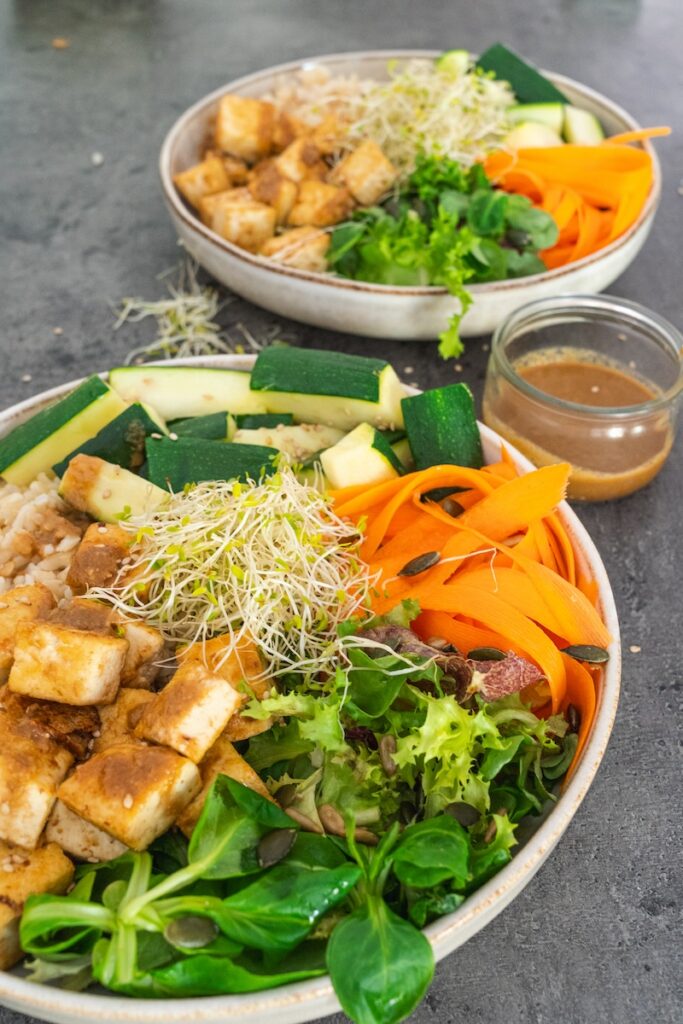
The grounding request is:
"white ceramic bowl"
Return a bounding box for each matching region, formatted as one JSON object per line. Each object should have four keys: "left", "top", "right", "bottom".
{"left": 0, "top": 355, "right": 621, "bottom": 1024}
{"left": 159, "top": 51, "right": 660, "bottom": 340}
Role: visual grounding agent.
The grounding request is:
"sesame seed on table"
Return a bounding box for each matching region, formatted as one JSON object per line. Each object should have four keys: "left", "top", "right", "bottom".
{"left": 1, "top": 1, "right": 681, "bottom": 1023}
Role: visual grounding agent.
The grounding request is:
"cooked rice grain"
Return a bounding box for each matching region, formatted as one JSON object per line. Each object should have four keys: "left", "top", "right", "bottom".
{"left": 0, "top": 474, "right": 85, "bottom": 601}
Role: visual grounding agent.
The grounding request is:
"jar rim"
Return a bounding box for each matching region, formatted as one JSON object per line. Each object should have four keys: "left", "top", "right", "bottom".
{"left": 491, "top": 294, "right": 683, "bottom": 418}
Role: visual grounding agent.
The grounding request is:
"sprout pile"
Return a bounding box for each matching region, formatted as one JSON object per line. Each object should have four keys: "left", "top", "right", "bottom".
{"left": 89, "top": 465, "right": 374, "bottom": 677}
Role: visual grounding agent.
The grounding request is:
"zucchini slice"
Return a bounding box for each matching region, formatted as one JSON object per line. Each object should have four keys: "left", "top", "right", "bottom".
{"left": 59, "top": 454, "right": 168, "bottom": 523}
{"left": 52, "top": 402, "right": 167, "bottom": 477}
{"left": 320, "top": 423, "right": 402, "bottom": 488}
{"left": 476, "top": 43, "right": 568, "bottom": 104}
{"left": 249, "top": 348, "right": 405, "bottom": 431}
{"left": 109, "top": 366, "right": 268, "bottom": 419}
{"left": 145, "top": 437, "right": 278, "bottom": 491}
{"left": 170, "top": 412, "right": 237, "bottom": 441}
{"left": 233, "top": 423, "right": 344, "bottom": 461}
{"left": 402, "top": 384, "right": 483, "bottom": 470}
{"left": 0, "top": 376, "right": 127, "bottom": 486}
{"left": 234, "top": 413, "right": 294, "bottom": 429}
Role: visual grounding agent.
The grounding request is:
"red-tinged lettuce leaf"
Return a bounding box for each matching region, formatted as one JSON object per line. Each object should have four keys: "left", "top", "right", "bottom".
{"left": 468, "top": 652, "right": 544, "bottom": 701}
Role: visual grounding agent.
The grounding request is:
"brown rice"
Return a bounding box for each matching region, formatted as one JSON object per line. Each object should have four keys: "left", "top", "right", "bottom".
{"left": 0, "top": 474, "right": 86, "bottom": 601}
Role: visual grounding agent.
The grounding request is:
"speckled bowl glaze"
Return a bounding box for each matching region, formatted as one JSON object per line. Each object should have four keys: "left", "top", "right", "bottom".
{"left": 0, "top": 356, "right": 621, "bottom": 1024}
{"left": 159, "top": 51, "right": 660, "bottom": 340}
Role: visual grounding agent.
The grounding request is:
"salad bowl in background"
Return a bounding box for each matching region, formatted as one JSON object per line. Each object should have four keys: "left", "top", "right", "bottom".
{"left": 159, "top": 51, "right": 661, "bottom": 341}
{"left": 0, "top": 354, "right": 621, "bottom": 1024}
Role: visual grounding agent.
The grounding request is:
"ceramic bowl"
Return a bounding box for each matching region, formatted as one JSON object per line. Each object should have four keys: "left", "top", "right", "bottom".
{"left": 159, "top": 51, "right": 660, "bottom": 340}
{"left": 0, "top": 355, "right": 621, "bottom": 1024}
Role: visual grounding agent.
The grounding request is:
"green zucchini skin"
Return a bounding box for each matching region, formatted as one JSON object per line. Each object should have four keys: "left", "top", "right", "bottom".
{"left": 371, "top": 430, "right": 405, "bottom": 474}
{"left": 250, "top": 347, "right": 388, "bottom": 402}
{"left": 402, "top": 383, "right": 483, "bottom": 470}
{"left": 52, "top": 403, "right": 164, "bottom": 477}
{"left": 169, "top": 413, "right": 235, "bottom": 440}
{"left": 145, "top": 437, "right": 278, "bottom": 491}
{"left": 0, "top": 376, "right": 128, "bottom": 485}
{"left": 476, "top": 43, "right": 568, "bottom": 104}
{"left": 234, "top": 413, "right": 294, "bottom": 429}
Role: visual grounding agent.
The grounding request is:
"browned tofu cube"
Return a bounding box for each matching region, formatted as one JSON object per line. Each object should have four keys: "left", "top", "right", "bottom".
{"left": 214, "top": 94, "right": 275, "bottom": 162}
{"left": 9, "top": 621, "right": 128, "bottom": 705}
{"left": 272, "top": 110, "right": 307, "bottom": 152}
{"left": 179, "top": 636, "right": 274, "bottom": 742}
{"left": 329, "top": 140, "right": 398, "bottom": 205}
{"left": 309, "top": 115, "right": 345, "bottom": 156}
{"left": 177, "top": 734, "right": 273, "bottom": 836}
{"left": 207, "top": 193, "right": 277, "bottom": 252}
{"left": 173, "top": 156, "right": 232, "bottom": 209}
{"left": 0, "top": 841, "right": 74, "bottom": 969}
{"left": 222, "top": 155, "right": 250, "bottom": 184}
{"left": 197, "top": 186, "right": 251, "bottom": 225}
{"left": 58, "top": 742, "right": 201, "bottom": 851}
{"left": 92, "top": 688, "right": 155, "bottom": 754}
{"left": 0, "top": 699, "right": 74, "bottom": 848}
{"left": 0, "top": 584, "right": 55, "bottom": 683}
{"left": 46, "top": 799, "right": 128, "bottom": 863}
{"left": 5, "top": 691, "right": 100, "bottom": 761}
{"left": 135, "top": 659, "right": 244, "bottom": 763}
{"left": 248, "top": 161, "right": 298, "bottom": 224}
{"left": 260, "top": 226, "right": 330, "bottom": 272}
{"left": 288, "top": 181, "right": 353, "bottom": 228}
{"left": 117, "top": 620, "right": 164, "bottom": 689}
{"left": 50, "top": 596, "right": 117, "bottom": 634}
{"left": 66, "top": 522, "right": 132, "bottom": 594}
{"left": 275, "top": 138, "right": 327, "bottom": 183}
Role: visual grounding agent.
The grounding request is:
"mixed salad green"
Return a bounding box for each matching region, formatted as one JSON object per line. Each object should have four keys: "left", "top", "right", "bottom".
{"left": 327, "top": 155, "right": 558, "bottom": 357}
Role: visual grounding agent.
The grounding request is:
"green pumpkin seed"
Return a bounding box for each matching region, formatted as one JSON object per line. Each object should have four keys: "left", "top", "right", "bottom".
{"left": 164, "top": 915, "right": 218, "bottom": 949}
{"left": 442, "top": 497, "right": 465, "bottom": 518}
{"left": 468, "top": 646, "right": 506, "bottom": 661}
{"left": 257, "top": 827, "right": 297, "bottom": 868}
{"left": 398, "top": 550, "right": 441, "bottom": 577}
{"left": 445, "top": 801, "right": 480, "bottom": 827}
{"left": 561, "top": 644, "right": 610, "bottom": 664}
{"left": 379, "top": 734, "right": 397, "bottom": 777}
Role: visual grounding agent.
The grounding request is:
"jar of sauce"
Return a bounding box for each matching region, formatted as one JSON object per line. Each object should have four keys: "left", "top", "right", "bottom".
{"left": 483, "top": 296, "right": 682, "bottom": 501}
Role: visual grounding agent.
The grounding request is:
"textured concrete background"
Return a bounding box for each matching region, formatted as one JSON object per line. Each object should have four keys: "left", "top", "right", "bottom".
{"left": 1, "top": 1, "right": 682, "bottom": 1022}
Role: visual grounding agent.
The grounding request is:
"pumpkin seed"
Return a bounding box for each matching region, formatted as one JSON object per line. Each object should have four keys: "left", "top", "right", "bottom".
{"left": 468, "top": 646, "right": 506, "bottom": 661}
{"left": 318, "top": 803, "right": 345, "bottom": 836}
{"left": 561, "top": 644, "right": 610, "bottom": 664}
{"left": 445, "top": 801, "right": 480, "bottom": 827}
{"left": 379, "top": 734, "right": 397, "bottom": 777}
{"left": 257, "top": 827, "right": 297, "bottom": 868}
{"left": 276, "top": 784, "right": 297, "bottom": 809}
{"left": 567, "top": 703, "right": 581, "bottom": 734}
{"left": 164, "top": 915, "right": 218, "bottom": 949}
{"left": 398, "top": 550, "right": 440, "bottom": 577}
{"left": 442, "top": 497, "right": 465, "bottom": 518}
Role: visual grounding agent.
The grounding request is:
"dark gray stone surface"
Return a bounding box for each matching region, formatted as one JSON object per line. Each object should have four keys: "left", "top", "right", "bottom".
{"left": 1, "top": 1, "right": 681, "bottom": 1022}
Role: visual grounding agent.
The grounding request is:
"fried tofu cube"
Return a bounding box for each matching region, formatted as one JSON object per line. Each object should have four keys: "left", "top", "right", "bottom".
{"left": 135, "top": 660, "right": 244, "bottom": 763}
{"left": 309, "top": 115, "right": 344, "bottom": 156}
{"left": 260, "top": 226, "right": 330, "bottom": 272}
{"left": 288, "top": 181, "right": 353, "bottom": 228}
{"left": 197, "top": 186, "right": 251, "bottom": 225}
{"left": 92, "top": 688, "right": 155, "bottom": 754}
{"left": 177, "top": 735, "right": 272, "bottom": 836}
{"left": 58, "top": 742, "right": 200, "bottom": 851}
{"left": 207, "top": 193, "right": 277, "bottom": 252}
{"left": 222, "top": 155, "right": 250, "bottom": 184}
{"left": 4, "top": 691, "right": 100, "bottom": 761}
{"left": 0, "top": 700, "right": 74, "bottom": 848}
{"left": 8, "top": 621, "right": 128, "bottom": 706}
{"left": 0, "top": 584, "right": 55, "bottom": 683}
{"left": 179, "top": 636, "right": 274, "bottom": 742}
{"left": 274, "top": 138, "right": 327, "bottom": 183}
{"left": 329, "top": 140, "right": 398, "bottom": 206}
{"left": 272, "top": 110, "right": 307, "bottom": 152}
{"left": 46, "top": 800, "right": 128, "bottom": 862}
{"left": 248, "top": 161, "right": 298, "bottom": 224}
{"left": 173, "top": 156, "right": 232, "bottom": 209}
{"left": 66, "top": 522, "right": 132, "bottom": 594}
{"left": 117, "top": 621, "right": 164, "bottom": 689}
{"left": 215, "top": 94, "right": 275, "bottom": 162}
{"left": 0, "top": 841, "right": 74, "bottom": 969}
{"left": 50, "top": 596, "right": 117, "bottom": 634}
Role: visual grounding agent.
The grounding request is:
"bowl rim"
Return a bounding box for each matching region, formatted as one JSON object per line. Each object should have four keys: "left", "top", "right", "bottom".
{"left": 159, "top": 48, "right": 661, "bottom": 298}
{"left": 0, "top": 354, "right": 622, "bottom": 1022}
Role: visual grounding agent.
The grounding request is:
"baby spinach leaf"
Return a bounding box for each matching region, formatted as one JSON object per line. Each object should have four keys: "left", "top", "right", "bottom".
{"left": 218, "top": 862, "right": 361, "bottom": 951}
{"left": 407, "top": 888, "right": 465, "bottom": 928}
{"left": 466, "top": 189, "right": 508, "bottom": 237}
{"left": 326, "top": 897, "right": 434, "bottom": 1024}
{"left": 144, "top": 952, "right": 325, "bottom": 996}
{"left": 393, "top": 815, "right": 470, "bottom": 889}
{"left": 505, "top": 194, "right": 559, "bottom": 249}
{"left": 285, "top": 831, "right": 349, "bottom": 870}
{"left": 345, "top": 647, "right": 439, "bottom": 719}
{"left": 20, "top": 890, "right": 115, "bottom": 960}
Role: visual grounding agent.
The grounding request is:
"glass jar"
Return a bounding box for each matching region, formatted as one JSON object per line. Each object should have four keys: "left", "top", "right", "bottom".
{"left": 483, "top": 295, "right": 683, "bottom": 501}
